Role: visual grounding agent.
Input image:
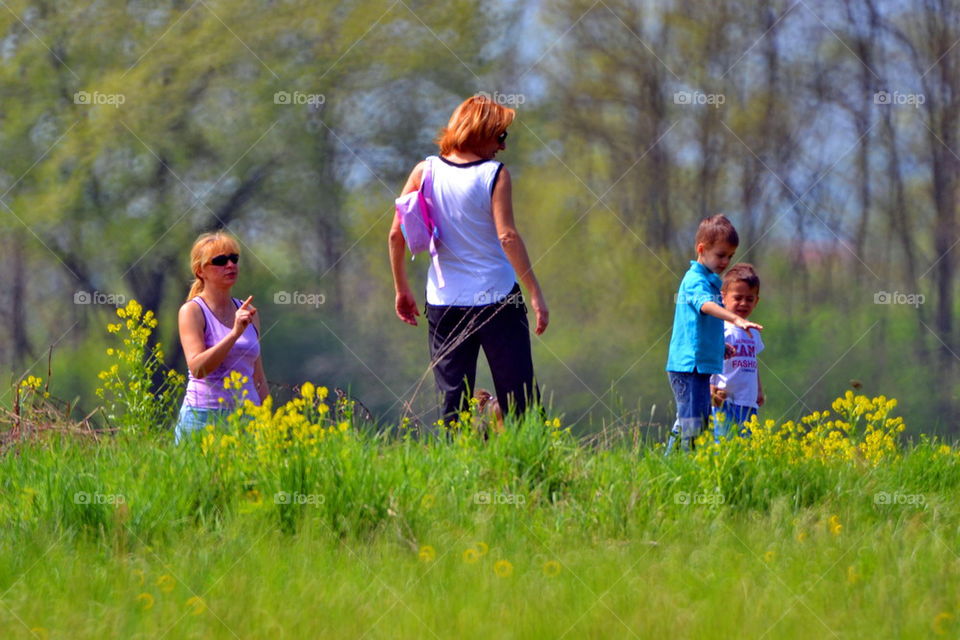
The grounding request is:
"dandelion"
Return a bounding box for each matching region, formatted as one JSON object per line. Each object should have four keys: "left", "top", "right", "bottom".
{"left": 763, "top": 550, "right": 775, "bottom": 563}
{"left": 493, "top": 560, "right": 513, "bottom": 578}
{"left": 156, "top": 574, "right": 175, "bottom": 593}
{"left": 463, "top": 548, "right": 480, "bottom": 564}
{"left": 420, "top": 494, "right": 435, "bottom": 509}
{"left": 828, "top": 515, "right": 842, "bottom": 536}
{"left": 933, "top": 612, "right": 954, "bottom": 636}
{"left": 475, "top": 542, "right": 489, "bottom": 556}
{"left": 796, "top": 531, "right": 807, "bottom": 543}
{"left": 186, "top": 596, "right": 206, "bottom": 615}
{"left": 133, "top": 568, "right": 145, "bottom": 585}
{"left": 418, "top": 545, "right": 436, "bottom": 563}
{"left": 136, "top": 592, "right": 155, "bottom": 611}
{"left": 300, "top": 382, "right": 315, "bottom": 400}
{"left": 543, "top": 560, "right": 561, "bottom": 577}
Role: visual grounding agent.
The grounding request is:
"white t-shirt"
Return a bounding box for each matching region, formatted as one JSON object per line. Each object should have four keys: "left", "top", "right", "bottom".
{"left": 424, "top": 156, "right": 517, "bottom": 306}
{"left": 710, "top": 322, "right": 764, "bottom": 409}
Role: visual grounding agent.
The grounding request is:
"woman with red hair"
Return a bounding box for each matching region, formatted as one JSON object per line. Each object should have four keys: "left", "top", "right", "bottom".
{"left": 389, "top": 95, "right": 549, "bottom": 424}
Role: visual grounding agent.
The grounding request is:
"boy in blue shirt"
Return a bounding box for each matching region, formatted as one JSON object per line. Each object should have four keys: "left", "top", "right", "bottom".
{"left": 665, "top": 215, "right": 763, "bottom": 453}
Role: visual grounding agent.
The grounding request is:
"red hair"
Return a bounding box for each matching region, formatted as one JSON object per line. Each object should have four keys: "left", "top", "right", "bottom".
{"left": 436, "top": 95, "right": 515, "bottom": 155}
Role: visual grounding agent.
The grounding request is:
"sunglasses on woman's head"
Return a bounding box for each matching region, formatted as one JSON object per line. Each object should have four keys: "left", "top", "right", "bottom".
{"left": 210, "top": 253, "right": 239, "bottom": 266}
{"left": 497, "top": 131, "right": 508, "bottom": 144}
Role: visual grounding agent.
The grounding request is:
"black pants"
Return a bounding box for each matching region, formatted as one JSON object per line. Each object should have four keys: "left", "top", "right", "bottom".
{"left": 426, "top": 284, "right": 538, "bottom": 423}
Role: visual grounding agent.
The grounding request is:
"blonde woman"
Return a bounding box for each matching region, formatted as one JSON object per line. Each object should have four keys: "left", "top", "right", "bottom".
{"left": 389, "top": 95, "right": 549, "bottom": 423}
{"left": 174, "top": 231, "right": 267, "bottom": 443}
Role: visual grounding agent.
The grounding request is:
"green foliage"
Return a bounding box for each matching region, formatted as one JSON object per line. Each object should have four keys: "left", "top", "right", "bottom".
{"left": 96, "top": 299, "right": 185, "bottom": 432}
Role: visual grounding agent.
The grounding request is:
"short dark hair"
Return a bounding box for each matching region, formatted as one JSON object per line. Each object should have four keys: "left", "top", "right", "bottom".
{"left": 722, "top": 263, "right": 760, "bottom": 293}
{"left": 695, "top": 214, "right": 739, "bottom": 249}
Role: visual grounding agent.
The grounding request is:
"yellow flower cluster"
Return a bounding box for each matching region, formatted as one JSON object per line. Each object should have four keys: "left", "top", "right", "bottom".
{"left": 96, "top": 299, "right": 185, "bottom": 430}
{"left": 200, "top": 382, "right": 348, "bottom": 471}
{"left": 695, "top": 393, "right": 906, "bottom": 467}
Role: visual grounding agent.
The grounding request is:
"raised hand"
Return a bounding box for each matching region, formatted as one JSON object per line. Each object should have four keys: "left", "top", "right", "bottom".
{"left": 233, "top": 296, "right": 257, "bottom": 335}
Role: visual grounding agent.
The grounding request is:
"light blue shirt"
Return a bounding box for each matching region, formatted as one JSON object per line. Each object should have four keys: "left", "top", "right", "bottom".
{"left": 666, "top": 261, "right": 725, "bottom": 374}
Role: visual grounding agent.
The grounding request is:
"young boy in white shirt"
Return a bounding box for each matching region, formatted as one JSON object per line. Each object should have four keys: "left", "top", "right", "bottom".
{"left": 710, "top": 263, "right": 764, "bottom": 441}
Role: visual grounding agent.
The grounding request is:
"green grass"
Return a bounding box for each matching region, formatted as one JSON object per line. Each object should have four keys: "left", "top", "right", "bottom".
{"left": 1, "top": 414, "right": 959, "bottom": 639}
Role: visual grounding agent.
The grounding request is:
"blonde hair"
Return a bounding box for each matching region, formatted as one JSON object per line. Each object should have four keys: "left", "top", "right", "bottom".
{"left": 187, "top": 231, "right": 240, "bottom": 301}
{"left": 436, "top": 95, "right": 516, "bottom": 155}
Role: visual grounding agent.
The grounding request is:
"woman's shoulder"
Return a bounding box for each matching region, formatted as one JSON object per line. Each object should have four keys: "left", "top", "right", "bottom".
{"left": 179, "top": 298, "right": 204, "bottom": 322}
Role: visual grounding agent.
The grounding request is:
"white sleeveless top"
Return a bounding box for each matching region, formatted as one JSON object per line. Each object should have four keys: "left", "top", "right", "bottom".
{"left": 425, "top": 155, "right": 517, "bottom": 306}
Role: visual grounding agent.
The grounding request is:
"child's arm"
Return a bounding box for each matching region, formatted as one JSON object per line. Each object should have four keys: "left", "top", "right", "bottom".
{"left": 701, "top": 301, "right": 763, "bottom": 331}
{"left": 757, "top": 373, "right": 765, "bottom": 407}
{"left": 711, "top": 384, "right": 726, "bottom": 407}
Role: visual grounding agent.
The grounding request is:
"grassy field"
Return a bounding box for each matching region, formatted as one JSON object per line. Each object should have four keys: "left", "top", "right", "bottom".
{"left": 2, "top": 386, "right": 960, "bottom": 639}
{"left": 0, "top": 303, "right": 956, "bottom": 638}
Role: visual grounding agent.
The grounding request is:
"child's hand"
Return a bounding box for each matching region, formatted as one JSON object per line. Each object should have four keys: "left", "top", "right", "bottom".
{"left": 733, "top": 317, "right": 763, "bottom": 332}
{"left": 724, "top": 343, "right": 735, "bottom": 359}
{"left": 757, "top": 389, "right": 765, "bottom": 407}
{"left": 711, "top": 386, "right": 727, "bottom": 407}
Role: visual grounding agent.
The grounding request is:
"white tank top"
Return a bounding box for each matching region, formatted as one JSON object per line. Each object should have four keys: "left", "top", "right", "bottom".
{"left": 425, "top": 155, "right": 517, "bottom": 306}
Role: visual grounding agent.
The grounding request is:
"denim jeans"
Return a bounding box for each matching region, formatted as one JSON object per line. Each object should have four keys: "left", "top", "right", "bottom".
{"left": 174, "top": 405, "right": 230, "bottom": 444}
{"left": 711, "top": 401, "right": 757, "bottom": 442}
{"left": 665, "top": 371, "right": 712, "bottom": 453}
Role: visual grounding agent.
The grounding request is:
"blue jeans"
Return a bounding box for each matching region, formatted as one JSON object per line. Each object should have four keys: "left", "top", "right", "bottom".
{"left": 711, "top": 401, "right": 757, "bottom": 442}
{"left": 665, "top": 371, "right": 712, "bottom": 453}
{"left": 174, "top": 405, "right": 230, "bottom": 444}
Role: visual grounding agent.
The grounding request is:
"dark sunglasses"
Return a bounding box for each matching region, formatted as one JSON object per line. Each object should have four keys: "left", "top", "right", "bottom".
{"left": 209, "top": 253, "right": 240, "bottom": 266}
{"left": 497, "top": 130, "right": 509, "bottom": 144}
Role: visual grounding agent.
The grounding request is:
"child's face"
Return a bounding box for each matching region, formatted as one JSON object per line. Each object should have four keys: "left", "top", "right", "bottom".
{"left": 697, "top": 241, "right": 737, "bottom": 274}
{"left": 722, "top": 281, "right": 760, "bottom": 318}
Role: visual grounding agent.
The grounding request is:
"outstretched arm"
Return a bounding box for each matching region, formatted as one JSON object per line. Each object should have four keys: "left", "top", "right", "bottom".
{"left": 701, "top": 301, "right": 763, "bottom": 332}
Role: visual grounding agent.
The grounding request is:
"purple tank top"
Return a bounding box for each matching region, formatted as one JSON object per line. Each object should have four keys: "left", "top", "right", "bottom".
{"left": 183, "top": 296, "right": 261, "bottom": 410}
